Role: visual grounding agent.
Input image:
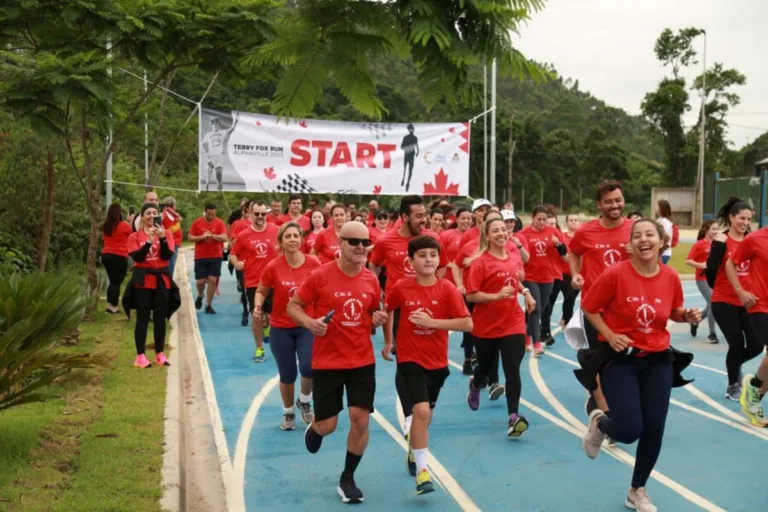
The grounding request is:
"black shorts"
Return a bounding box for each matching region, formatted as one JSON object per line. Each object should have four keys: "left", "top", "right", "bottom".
{"left": 750, "top": 312, "right": 768, "bottom": 346}
{"left": 194, "top": 258, "right": 222, "bottom": 280}
{"left": 582, "top": 311, "right": 600, "bottom": 350}
{"left": 397, "top": 362, "right": 449, "bottom": 409}
{"left": 245, "top": 287, "right": 273, "bottom": 314}
{"left": 312, "top": 364, "right": 376, "bottom": 422}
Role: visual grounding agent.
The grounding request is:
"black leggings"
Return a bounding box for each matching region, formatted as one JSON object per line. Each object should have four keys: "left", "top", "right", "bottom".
{"left": 711, "top": 302, "right": 763, "bottom": 385}
{"left": 472, "top": 334, "right": 526, "bottom": 414}
{"left": 462, "top": 300, "right": 475, "bottom": 359}
{"left": 524, "top": 281, "right": 553, "bottom": 342}
{"left": 102, "top": 254, "right": 127, "bottom": 307}
{"left": 541, "top": 276, "right": 580, "bottom": 335}
{"left": 133, "top": 287, "right": 169, "bottom": 355}
{"left": 540, "top": 279, "right": 562, "bottom": 335}
{"left": 599, "top": 353, "right": 672, "bottom": 489}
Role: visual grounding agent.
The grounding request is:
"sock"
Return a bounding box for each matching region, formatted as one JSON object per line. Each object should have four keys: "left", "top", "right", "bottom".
{"left": 412, "top": 448, "right": 428, "bottom": 473}
{"left": 298, "top": 392, "right": 311, "bottom": 404}
{"left": 283, "top": 406, "right": 294, "bottom": 415}
{"left": 750, "top": 376, "right": 764, "bottom": 388}
{"left": 305, "top": 425, "right": 323, "bottom": 454}
{"left": 343, "top": 451, "right": 363, "bottom": 477}
{"left": 404, "top": 415, "right": 413, "bottom": 435}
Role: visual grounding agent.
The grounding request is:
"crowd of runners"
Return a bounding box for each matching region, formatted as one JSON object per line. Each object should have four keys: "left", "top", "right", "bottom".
{"left": 99, "top": 183, "right": 768, "bottom": 512}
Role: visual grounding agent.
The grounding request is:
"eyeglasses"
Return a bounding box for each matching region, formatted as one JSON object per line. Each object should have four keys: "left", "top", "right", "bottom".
{"left": 252, "top": 212, "right": 267, "bottom": 217}
{"left": 340, "top": 237, "right": 372, "bottom": 247}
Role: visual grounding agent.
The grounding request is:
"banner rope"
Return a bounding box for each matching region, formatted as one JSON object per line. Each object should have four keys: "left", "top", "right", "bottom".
{"left": 105, "top": 179, "right": 201, "bottom": 194}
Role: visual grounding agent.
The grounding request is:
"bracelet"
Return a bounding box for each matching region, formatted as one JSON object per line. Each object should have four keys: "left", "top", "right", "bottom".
{"left": 521, "top": 287, "right": 530, "bottom": 295}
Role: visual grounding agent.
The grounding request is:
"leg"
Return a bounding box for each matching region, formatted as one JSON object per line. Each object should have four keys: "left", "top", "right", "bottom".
{"left": 168, "top": 248, "right": 178, "bottom": 279}
{"left": 247, "top": 288, "right": 266, "bottom": 358}
{"left": 405, "top": 159, "right": 414, "bottom": 190}
{"left": 498, "top": 335, "right": 526, "bottom": 415}
{"left": 133, "top": 288, "right": 152, "bottom": 356}
{"left": 151, "top": 287, "right": 169, "bottom": 354}
{"left": 695, "top": 280, "right": 717, "bottom": 337}
{"left": 740, "top": 313, "right": 768, "bottom": 425}
{"left": 540, "top": 279, "right": 561, "bottom": 338}
{"left": 597, "top": 358, "right": 643, "bottom": 444}
{"left": 632, "top": 358, "right": 673, "bottom": 489}
{"left": 294, "top": 327, "right": 315, "bottom": 423}
{"left": 712, "top": 302, "right": 750, "bottom": 385}
{"left": 583, "top": 313, "right": 610, "bottom": 412}
{"left": 205, "top": 275, "right": 217, "bottom": 307}
{"left": 337, "top": 365, "right": 376, "bottom": 503}
{"left": 268, "top": 328, "right": 299, "bottom": 408}
{"left": 395, "top": 366, "right": 413, "bottom": 419}
{"left": 561, "top": 275, "right": 577, "bottom": 325}
{"left": 305, "top": 370, "right": 343, "bottom": 453}
{"left": 467, "top": 338, "right": 499, "bottom": 410}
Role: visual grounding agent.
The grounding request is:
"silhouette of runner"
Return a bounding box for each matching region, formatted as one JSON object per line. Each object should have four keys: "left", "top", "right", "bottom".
{"left": 400, "top": 124, "right": 419, "bottom": 192}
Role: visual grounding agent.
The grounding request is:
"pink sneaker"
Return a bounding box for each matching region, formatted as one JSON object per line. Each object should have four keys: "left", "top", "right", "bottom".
{"left": 155, "top": 352, "right": 170, "bottom": 366}
{"left": 534, "top": 341, "right": 545, "bottom": 357}
{"left": 134, "top": 354, "right": 151, "bottom": 368}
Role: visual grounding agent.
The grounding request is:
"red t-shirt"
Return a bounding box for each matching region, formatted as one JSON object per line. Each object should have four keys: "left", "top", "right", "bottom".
{"left": 161, "top": 208, "right": 183, "bottom": 246}
{"left": 260, "top": 254, "right": 322, "bottom": 328}
{"left": 711, "top": 235, "right": 750, "bottom": 307}
{"left": 230, "top": 224, "right": 280, "bottom": 288}
{"left": 730, "top": 229, "right": 768, "bottom": 313}
{"left": 127, "top": 229, "right": 175, "bottom": 289}
{"left": 568, "top": 218, "right": 633, "bottom": 296}
{"left": 687, "top": 239, "right": 711, "bottom": 282}
{"left": 385, "top": 278, "right": 470, "bottom": 369}
{"left": 519, "top": 225, "right": 566, "bottom": 283}
{"left": 229, "top": 218, "right": 251, "bottom": 239}
{"left": 266, "top": 213, "right": 280, "bottom": 224}
{"left": 302, "top": 230, "right": 322, "bottom": 254}
{"left": 369, "top": 229, "right": 449, "bottom": 296}
{"left": 312, "top": 226, "right": 341, "bottom": 263}
{"left": 581, "top": 260, "right": 683, "bottom": 353}
{"left": 369, "top": 226, "right": 389, "bottom": 245}
{"left": 276, "top": 213, "right": 311, "bottom": 231}
{"left": 102, "top": 221, "right": 132, "bottom": 258}
{"left": 465, "top": 251, "right": 526, "bottom": 338}
{"left": 296, "top": 262, "right": 381, "bottom": 370}
{"left": 189, "top": 217, "right": 227, "bottom": 260}
{"left": 460, "top": 226, "right": 480, "bottom": 246}
{"left": 559, "top": 232, "right": 574, "bottom": 276}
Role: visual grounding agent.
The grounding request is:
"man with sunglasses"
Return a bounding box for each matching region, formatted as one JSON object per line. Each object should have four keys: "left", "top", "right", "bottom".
{"left": 288, "top": 221, "right": 387, "bottom": 504}
{"left": 230, "top": 201, "right": 279, "bottom": 363}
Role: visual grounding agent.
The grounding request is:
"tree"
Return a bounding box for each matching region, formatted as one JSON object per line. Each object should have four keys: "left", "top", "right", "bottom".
{"left": 653, "top": 27, "right": 704, "bottom": 78}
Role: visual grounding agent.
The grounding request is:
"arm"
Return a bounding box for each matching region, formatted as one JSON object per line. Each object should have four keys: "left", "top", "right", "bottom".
{"left": 414, "top": 316, "right": 472, "bottom": 332}
{"left": 130, "top": 237, "right": 153, "bottom": 262}
{"left": 436, "top": 267, "right": 446, "bottom": 279}
{"left": 449, "top": 263, "right": 464, "bottom": 292}
{"left": 159, "top": 236, "right": 173, "bottom": 260}
{"left": 705, "top": 236, "right": 727, "bottom": 287}
{"left": 685, "top": 259, "right": 706, "bottom": 270}
{"left": 286, "top": 295, "right": 326, "bottom": 335}
{"left": 725, "top": 259, "right": 758, "bottom": 307}
{"left": 466, "top": 290, "right": 502, "bottom": 304}
{"left": 254, "top": 284, "right": 270, "bottom": 316}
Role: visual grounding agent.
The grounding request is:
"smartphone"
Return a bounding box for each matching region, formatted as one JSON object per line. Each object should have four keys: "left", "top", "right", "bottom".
{"left": 323, "top": 310, "right": 335, "bottom": 324}
{"left": 153, "top": 216, "right": 163, "bottom": 227}
{"left": 129, "top": 206, "right": 135, "bottom": 215}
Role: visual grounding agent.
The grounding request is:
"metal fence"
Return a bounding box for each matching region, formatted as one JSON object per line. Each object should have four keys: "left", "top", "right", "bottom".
{"left": 712, "top": 171, "right": 768, "bottom": 228}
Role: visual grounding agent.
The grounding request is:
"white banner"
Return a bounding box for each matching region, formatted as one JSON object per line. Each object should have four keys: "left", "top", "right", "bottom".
{"left": 198, "top": 108, "right": 470, "bottom": 195}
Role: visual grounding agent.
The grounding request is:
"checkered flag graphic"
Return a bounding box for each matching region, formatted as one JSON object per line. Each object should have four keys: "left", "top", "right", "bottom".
{"left": 360, "top": 122, "right": 394, "bottom": 140}
{"left": 275, "top": 174, "right": 317, "bottom": 193}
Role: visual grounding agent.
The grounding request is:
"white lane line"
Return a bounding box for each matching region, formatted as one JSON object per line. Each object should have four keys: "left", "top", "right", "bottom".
{"left": 690, "top": 363, "right": 728, "bottom": 376}
{"left": 179, "top": 253, "right": 239, "bottom": 511}
{"left": 231, "top": 375, "right": 281, "bottom": 512}
{"left": 370, "top": 408, "right": 480, "bottom": 511}
{"left": 543, "top": 350, "right": 768, "bottom": 442}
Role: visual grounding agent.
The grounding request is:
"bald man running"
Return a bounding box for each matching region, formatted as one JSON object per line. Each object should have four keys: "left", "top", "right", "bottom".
{"left": 288, "top": 221, "right": 388, "bottom": 504}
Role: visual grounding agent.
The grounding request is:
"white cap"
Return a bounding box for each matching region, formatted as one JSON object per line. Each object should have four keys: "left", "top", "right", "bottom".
{"left": 471, "top": 198, "right": 492, "bottom": 212}
{"left": 501, "top": 209, "right": 516, "bottom": 221}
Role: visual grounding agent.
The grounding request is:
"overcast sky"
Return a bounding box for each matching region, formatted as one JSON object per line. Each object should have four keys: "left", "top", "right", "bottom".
{"left": 514, "top": 0, "right": 768, "bottom": 150}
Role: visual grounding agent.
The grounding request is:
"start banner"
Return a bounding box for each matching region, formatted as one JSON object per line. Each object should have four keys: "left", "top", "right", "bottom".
{"left": 198, "top": 108, "right": 470, "bottom": 195}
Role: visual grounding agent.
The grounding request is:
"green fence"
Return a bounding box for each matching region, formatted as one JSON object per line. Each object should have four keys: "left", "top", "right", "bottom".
{"left": 713, "top": 171, "right": 768, "bottom": 228}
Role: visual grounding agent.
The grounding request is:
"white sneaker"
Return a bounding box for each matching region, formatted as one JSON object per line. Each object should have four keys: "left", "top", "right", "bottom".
{"left": 582, "top": 409, "right": 606, "bottom": 459}
{"left": 625, "top": 487, "right": 657, "bottom": 512}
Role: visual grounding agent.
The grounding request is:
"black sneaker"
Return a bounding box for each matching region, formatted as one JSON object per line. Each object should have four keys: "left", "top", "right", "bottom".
{"left": 337, "top": 473, "right": 364, "bottom": 504}
{"left": 690, "top": 323, "right": 698, "bottom": 337}
{"left": 241, "top": 310, "right": 249, "bottom": 326}
{"left": 304, "top": 423, "right": 323, "bottom": 454}
{"left": 545, "top": 335, "right": 556, "bottom": 347}
{"left": 708, "top": 334, "right": 719, "bottom": 344}
{"left": 462, "top": 359, "right": 473, "bottom": 375}
{"left": 205, "top": 305, "right": 216, "bottom": 315}
{"left": 195, "top": 296, "right": 203, "bottom": 310}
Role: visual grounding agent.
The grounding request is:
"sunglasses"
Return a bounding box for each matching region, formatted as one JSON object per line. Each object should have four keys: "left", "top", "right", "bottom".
{"left": 252, "top": 212, "right": 267, "bottom": 217}
{"left": 340, "top": 237, "right": 372, "bottom": 247}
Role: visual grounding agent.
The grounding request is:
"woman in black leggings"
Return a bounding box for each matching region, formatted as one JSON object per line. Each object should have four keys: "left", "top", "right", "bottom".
{"left": 101, "top": 203, "right": 131, "bottom": 314}
{"left": 581, "top": 218, "right": 700, "bottom": 511}
{"left": 706, "top": 197, "right": 763, "bottom": 401}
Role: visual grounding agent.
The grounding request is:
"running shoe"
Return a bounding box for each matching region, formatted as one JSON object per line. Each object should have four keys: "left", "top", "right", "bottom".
{"left": 707, "top": 334, "right": 719, "bottom": 344}
{"left": 507, "top": 413, "right": 529, "bottom": 438}
{"left": 462, "top": 359, "right": 473, "bottom": 375}
{"left": 415, "top": 469, "right": 434, "bottom": 495}
{"left": 740, "top": 374, "right": 768, "bottom": 426}
{"left": 725, "top": 383, "right": 741, "bottom": 402}
{"left": 533, "top": 341, "right": 544, "bottom": 357}
{"left": 296, "top": 398, "right": 313, "bottom": 424}
{"left": 582, "top": 409, "right": 606, "bottom": 459}
{"left": 625, "top": 486, "right": 657, "bottom": 512}
{"left": 155, "top": 352, "right": 170, "bottom": 366}
{"left": 252, "top": 347, "right": 266, "bottom": 363}
{"left": 205, "top": 305, "right": 216, "bottom": 314}
{"left": 467, "top": 376, "right": 480, "bottom": 411}
{"left": 545, "top": 334, "right": 556, "bottom": 347}
{"left": 195, "top": 296, "right": 203, "bottom": 310}
{"left": 241, "top": 310, "right": 249, "bottom": 327}
{"left": 281, "top": 413, "right": 296, "bottom": 431}
{"left": 406, "top": 432, "right": 416, "bottom": 476}
{"left": 690, "top": 323, "right": 698, "bottom": 337}
{"left": 488, "top": 382, "right": 505, "bottom": 401}
{"left": 525, "top": 336, "right": 532, "bottom": 352}
{"left": 584, "top": 395, "right": 598, "bottom": 416}
{"left": 541, "top": 331, "right": 552, "bottom": 345}
{"left": 134, "top": 354, "right": 151, "bottom": 368}
{"left": 263, "top": 325, "right": 270, "bottom": 344}
{"left": 337, "top": 473, "right": 364, "bottom": 504}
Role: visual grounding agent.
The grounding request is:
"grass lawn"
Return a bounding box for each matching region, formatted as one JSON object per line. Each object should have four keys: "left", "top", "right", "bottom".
{"left": 0, "top": 303, "right": 169, "bottom": 512}
{"left": 667, "top": 242, "right": 695, "bottom": 276}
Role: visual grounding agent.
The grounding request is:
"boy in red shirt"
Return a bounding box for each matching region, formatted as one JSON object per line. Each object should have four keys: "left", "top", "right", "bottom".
{"left": 382, "top": 236, "right": 472, "bottom": 495}
{"left": 188, "top": 204, "right": 228, "bottom": 313}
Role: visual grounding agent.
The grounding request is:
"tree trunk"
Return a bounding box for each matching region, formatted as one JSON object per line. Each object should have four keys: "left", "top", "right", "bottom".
{"left": 85, "top": 200, "right": 101, "bottom": 296}
{"left": 37, "top": 151, "right": 56, "bottom": 272}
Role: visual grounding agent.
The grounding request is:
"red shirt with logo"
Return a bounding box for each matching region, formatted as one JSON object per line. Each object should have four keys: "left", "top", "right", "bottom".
{"left": 230, "top": 224, "right": 280, "bottom": 288}
{"left": 568, "top": 218, "right": 633, "bottom": 296}
{"left": 582, "top": 260, "right": 683, "bottom": 353}
{"left": 103, "top": 221, "right": 132, "bottom": 258}
{"left": 519, "top": 225, "right": 566, "bottom": 283}
{"left": 369, "top": 229, "right": 448, "bottom": 296}
{"left": 302, "top": 230, "right": 322, "bottom": 254}
{"left": 711, "top": 235, "right": 750, "bottom": 307}
{"left": 730, "top": 229, "right": 768, "bottom": 313}
{"left": 296, "top": 262, "right": 381, "bottom": 370}
{"left": 687, "top": 239, "right": 711, "bottom": 282}
{"left": 189, "top": 217, "right": 227, "bottom": 260}
{"left": 460, "top": 226, "right": 480, "bottom": 246}
{"left": 276, "top": 213, "right": 311, "bottom": 231}
{"left": 312, "top": 226, "right": 341, "bottom": 263}
{"left": 229, "top": 218, "right": 251, "bottom": 239}
{"left": 465, "top": 251, "right": 526, "bottom": 338}
{"left": 385, "top": 278, "right": 470, "bottom": 369}
{"left": 260, "top": 254, "right": 322, "bottom": 328}
{"left": 128, "top": 229, "right": 175, "bottom": 289}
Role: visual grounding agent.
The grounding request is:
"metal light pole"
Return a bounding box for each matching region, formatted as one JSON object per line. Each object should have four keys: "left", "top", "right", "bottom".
{"left": 106, "top": 38, "right": 113, "bottom": 207}
{"left": 144, "top": 70, "right": 149, "bottom": 185}
{"left": 490, "top": 59, "right": 497, "bottom": 204}
{"left": 696, "top": 30, "right": 707, "bottom": 223}
{"left": 483, "top": 66, "right": 488, "bottom": 199}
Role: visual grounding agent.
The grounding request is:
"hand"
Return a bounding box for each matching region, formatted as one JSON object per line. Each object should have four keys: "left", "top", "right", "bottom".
{"left": 607, "top": 333, "right": 632, "bottom": 352}
{"left": 737, "top": 290, "right": 759, "bottom": 309}
{"left": 714, "top": 233, "right": 728, "bottom": 243}
{"left": 409, "top": 311, "right": 435, "bottom": 329}
{"left": 524, "top": 291, "right": 536, "bottom": 313}
{"left": 457, "top": 285, "right": 466, "bottom": 295}
{"left": 683, "top": 308, "right": 702, "bottom": 324}
{"left": 572, "top": 274, "right": 584, "bottom": 290}
{"left": 496, "top": 285, "right": 514, "bottom": 300}
{"left": 308, "top": 317, "right": 328, "bottom": 336}
{"left": 253, "top": 303, "right": 262, "bottom": 318}
{"left": 153, "top": 225, "right": 165, "bottom": 238}
{"left": 235, "top": 261, "right": 245, "bottom": 271}
{"left": 511, "top": 236, "right": 522, "bottom": 248}
{"left": 381, "top": 342, "right": 394, "bottom": 361}
{"left": 372, "top": 310, "right": 388, "bottom": 328}
{"left": 551, "top": 235, "right": 560, "bottom": 246}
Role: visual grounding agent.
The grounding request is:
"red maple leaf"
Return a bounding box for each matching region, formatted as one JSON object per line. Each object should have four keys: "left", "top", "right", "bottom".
{"left": 373, "top": 185, "right": 382, "bottom": 194}
{"left": 256, "top": 120, "right": 262, "bottom": 126}
{"left": 449, "top": 127, "right": 455, "bottom": 133}
{"left": 298, "top": 120, "right": 308, "bottom": 128}
{"left": 440, "top": 137, "right": 445, "bottom": 142}
{"left": 423, "top": 168, "right": 460, "bottom": 196}
{"left": 264, "top": 167, "right": 277, "bottom": 180}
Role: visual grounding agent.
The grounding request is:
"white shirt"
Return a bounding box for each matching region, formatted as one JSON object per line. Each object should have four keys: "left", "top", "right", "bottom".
{"left": 657, "top": 217, "right": 673, "bottom": 258}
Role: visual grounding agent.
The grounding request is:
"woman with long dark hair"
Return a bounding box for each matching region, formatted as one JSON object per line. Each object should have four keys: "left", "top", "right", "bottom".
{"left": 685, "top": 220, "right": 719, "bottom": 343}
{"left": 302, "top": 210, "right": 327, "bottom": 253}
{"left": 706, "top": 197, "right": 763, "bottom": 400}
{"left": 101, "top": 203, "right": 132, "bottom": 314}
{"left": 655, "top": 200, "right": 674, "bottom": 264}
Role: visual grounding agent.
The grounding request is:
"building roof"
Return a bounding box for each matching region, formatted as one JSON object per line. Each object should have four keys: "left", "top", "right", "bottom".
{"left": 756, "top": 156, "right": 768, "bottom": 165}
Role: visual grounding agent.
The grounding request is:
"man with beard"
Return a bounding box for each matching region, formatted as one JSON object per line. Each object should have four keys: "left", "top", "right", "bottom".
{"left": 569, "top": 180, "right": 633, "bottom": 417}
{"left": 229, "top": 201, "right": 279, "bottom": 363}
